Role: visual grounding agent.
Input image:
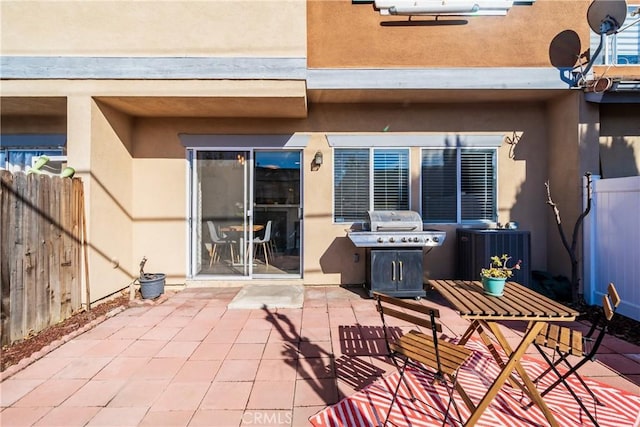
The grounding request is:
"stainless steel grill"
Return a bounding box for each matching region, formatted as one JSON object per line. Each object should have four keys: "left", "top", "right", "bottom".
{"left": 347, "top": 210, "right": 447, "bottom": 299}
{"left": 347, "top": 210, "right": 446, "bottom": 248}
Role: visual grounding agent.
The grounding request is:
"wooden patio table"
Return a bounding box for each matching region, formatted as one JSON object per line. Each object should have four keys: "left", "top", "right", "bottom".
{"left": 428, "top": 279, "right": 579, "bottom": 427}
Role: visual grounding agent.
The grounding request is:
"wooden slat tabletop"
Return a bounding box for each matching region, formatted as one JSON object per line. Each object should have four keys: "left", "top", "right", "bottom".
{"left": 429, "top": 280, "right": 579, "bottom": 321}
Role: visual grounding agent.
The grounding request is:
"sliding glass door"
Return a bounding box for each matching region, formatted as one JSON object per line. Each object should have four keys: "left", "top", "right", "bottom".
{"left": 190, "top": 149, "right": 301, "bottom": 278}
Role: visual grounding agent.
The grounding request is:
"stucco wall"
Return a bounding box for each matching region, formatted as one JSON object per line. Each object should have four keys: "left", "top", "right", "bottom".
{"left": 600, "top": 104, "right": 640, "bottom": 178}
{"left": 131, "top": 99, "right": 552, "bottom": 284}
{"left": 1, "top": 0, "right": 306, "bottom": 57}
{"left": 308, "top": 0, "right": 589, "bottom": 68}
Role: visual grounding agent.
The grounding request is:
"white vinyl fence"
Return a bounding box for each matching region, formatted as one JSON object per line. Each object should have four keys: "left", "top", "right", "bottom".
{"left": 585, "top": 175, "right": 640, "bottom": 321}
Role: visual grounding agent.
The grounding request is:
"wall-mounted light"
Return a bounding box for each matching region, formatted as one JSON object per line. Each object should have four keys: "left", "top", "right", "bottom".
{"left": 314, "top": 151, "right": 323, "bottom": 166}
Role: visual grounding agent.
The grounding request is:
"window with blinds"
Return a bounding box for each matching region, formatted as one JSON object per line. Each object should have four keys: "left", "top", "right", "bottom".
{"left": 334, "top": 148, "right": 409, "bottom": 222}
{"left": 421, "top": 148, "right": 496, "bottom": 223}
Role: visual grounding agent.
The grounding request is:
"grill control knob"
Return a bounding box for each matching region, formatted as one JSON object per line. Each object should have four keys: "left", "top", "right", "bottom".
{"left": 401, "top": 237, "right": 407, "bottom": 242}
{"left": 389, "top": 237, "right": 395, "bottom": 243}
{"left": 413, "top": 237, "right": 419, "bottom": 242}
{"left": 433, "top": 236, "right": 440, "bottom": 242}
{"left": 377, "top": 237, "right": 383, "bottom": 243}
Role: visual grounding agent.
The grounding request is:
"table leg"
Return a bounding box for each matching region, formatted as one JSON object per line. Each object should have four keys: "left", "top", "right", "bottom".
{"left": 464, "top": 321, "right": 559, "bottom": 427}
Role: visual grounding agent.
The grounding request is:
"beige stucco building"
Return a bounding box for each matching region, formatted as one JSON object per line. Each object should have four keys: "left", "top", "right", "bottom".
{"left": 2, "top": 0, "right": 639, "bottom": 303}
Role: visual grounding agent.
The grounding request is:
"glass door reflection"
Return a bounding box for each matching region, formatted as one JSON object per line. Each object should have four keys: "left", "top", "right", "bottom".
{"left": 252, "top": 150, "right": 301, "bottom": 277}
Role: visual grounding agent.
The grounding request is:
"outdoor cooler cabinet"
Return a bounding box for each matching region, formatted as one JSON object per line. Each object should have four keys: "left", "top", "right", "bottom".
{"left": 366, "top": 248, "right": 425, "bottom": 298}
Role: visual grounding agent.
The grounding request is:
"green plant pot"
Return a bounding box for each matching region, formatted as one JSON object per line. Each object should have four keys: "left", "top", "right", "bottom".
{"left": 481, "top": 277, "right": 507, "bottom": 297}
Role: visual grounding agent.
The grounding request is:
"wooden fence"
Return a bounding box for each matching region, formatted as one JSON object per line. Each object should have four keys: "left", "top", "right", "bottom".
{"left": 0, "top": 171, "right": 85, "bottom": 346}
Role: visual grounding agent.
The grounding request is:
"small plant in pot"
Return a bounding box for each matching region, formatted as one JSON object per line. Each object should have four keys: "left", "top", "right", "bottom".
{"left": 138, "top": 256, "right": 166, "bottom": 299}
{"left": 480, "top": 254, "right": 522, "bottom": 297}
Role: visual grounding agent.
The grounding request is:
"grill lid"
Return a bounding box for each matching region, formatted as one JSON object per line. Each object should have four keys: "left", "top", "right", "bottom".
{"left": 368, "top": 210, "right": 423, "bottom": 232}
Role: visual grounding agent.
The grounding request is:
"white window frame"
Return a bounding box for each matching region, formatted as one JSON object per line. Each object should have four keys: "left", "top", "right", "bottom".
{"left": 333, "top": 147, "right": 410, "bottom": 223}
{"left": 421, "top": 147, "right": 498, "bottom": 224}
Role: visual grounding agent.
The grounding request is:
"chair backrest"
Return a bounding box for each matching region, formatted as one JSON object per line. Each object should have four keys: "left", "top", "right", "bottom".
{"left": 262, "top": 220, "right": 272, "bottom": 241}
{"left": 373, "top": 292, "right": 444, "bottom": 372}
{"left": 586, "top": 282, "right": 621, "bottom": 359}
{"left": 207, "top": 221, "right": 222, "bottom": 243}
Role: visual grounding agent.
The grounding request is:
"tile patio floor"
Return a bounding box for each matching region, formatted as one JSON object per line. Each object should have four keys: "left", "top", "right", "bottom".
{"left": 1, "top": 286, "right": 639, "bottom": 427}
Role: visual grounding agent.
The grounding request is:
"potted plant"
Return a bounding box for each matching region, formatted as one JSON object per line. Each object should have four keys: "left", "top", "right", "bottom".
{"left": 480, "top": 254, "right": 522, "bottom": 296}
{"left": 138, "top": 256, "right": 166, "bottom": 299}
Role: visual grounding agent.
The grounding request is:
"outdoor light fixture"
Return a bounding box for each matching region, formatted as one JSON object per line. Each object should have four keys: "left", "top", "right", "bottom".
{"left": 314, "top": 151, "right": 323, "bottom": 166}
{"left": 374, "top": 0, "right": 514, "bottom": 16}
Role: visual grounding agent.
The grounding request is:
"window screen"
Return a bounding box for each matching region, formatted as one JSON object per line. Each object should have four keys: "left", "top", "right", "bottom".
{"left": 421, "top": 148, "right": 496, "bottom": 223}
{"left": 334, "top": 149, "right": 370, "bottom": 222}
{"left": 334, "top": 148, "right": 409, "bottom": 222}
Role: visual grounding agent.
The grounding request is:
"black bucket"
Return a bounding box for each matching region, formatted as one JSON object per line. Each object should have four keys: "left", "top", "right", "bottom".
{"left": 139, "top": 273, "right": 166, "bottom": 299}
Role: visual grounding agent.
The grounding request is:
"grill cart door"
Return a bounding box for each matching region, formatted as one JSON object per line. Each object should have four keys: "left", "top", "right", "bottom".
{"left": 366, "top": 249, "right": 425, "bottom": 298}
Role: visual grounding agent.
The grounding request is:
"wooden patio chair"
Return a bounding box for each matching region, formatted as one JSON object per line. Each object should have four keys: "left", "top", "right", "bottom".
{"left": 373, "top": 292, "right": 475, "bottom": 427}
{"left": 532, "top": 282, "right": 621, "bottom": 426}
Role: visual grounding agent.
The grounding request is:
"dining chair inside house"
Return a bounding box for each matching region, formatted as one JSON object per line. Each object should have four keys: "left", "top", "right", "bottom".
{"left": 532, "top": 282, "right": 621, "bottom": 426}
{"left": 206, "top": 221, "right": 235, "bottom": 266}
{"left": 373, "top": 292, "right": 475, "bottom": 427}
{"left": 253, "top": 220, "right": 273, "bottom": 267}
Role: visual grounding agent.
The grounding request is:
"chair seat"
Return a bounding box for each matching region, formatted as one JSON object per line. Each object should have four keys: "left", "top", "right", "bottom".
{"left": 390, "top": 330, "right": 473, "bottom": 377}
{"left": 535, "top": 323, "right": 583, "bottom": 357}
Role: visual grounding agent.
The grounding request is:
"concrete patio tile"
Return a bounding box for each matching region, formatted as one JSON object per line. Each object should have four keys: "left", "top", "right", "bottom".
{"left": 53, "top": 357, "right": 113, "bottom": 379}
{"left": 190, "top": 342, "right": 232, "bottom": 360}
{"left": 94, "top": 357, "right": 151, "bottom": 380}
{"left": 189, "top": 409, "right": 243, "bottom": 426}
{"left": 235, "top": 328, "right": 271, "bottom": 344}
{"left": 46, "top": 339, "right": 100, "bottom": 358}
{"left": 160, "top": 315, "right": 195, "bottom": 328}
{"left": 155, "top": 340, "right": 200, "bottom": 358}
{"left": 203, "top": 327, "right": 241, "bottom": 343}
{"left": 62, "top": 380, "right": 126, "bottom": 407}
{"left": 139, "top": 409, "right": 194, "bottom": 426}
{"left": 75, "top": 326, "right": 121, "bottom": 340}
{"left": 119, "top": 339, "right": 167, "bottom": 357}
{"left": 0, "top": 378, "right": 48, "bottom": 407}
{"left": 215, "top": 359, "right": 260, "bottom": 382}
{"left": 171, "top": 322, "right": 214, "bottom": 341}
{"left": 247, "top": 380, "right": 295, "bottom": 409}
{"left": 173, "top": 360, "right": 221, "bottom": 382}
{"left": 0, "top": 406, "right": 51, "bottom": 426}
{"left": 131, "top": 357, "right": 186, "bottom": 380}
{"left": 85, "top": 406, "right": 148, "bottom": 426}
{"left": 293, "top": 378, "right": 339, "bottom": 407}
{"left": 33, "top": 406, "right": 101, "bottom": 427}
{"left": 298, "top": 341, "right": 334, "bottom": 358}
{"left": 12, "top": 379, "right": 86, "bottom": 407}
{"left": 256, "top": 359, "right": 298, "bottom": 382}
{"left": 227, "top": 342, "right": 266, "bottom": 360}
{"left": 200, "top": 381, "right": 252, "bottom": 410}
{"left": 109, "top": 326, "right": 153, "bottom": 340}
{"left": 244, "top": 317, "right": 276, "bottom": 330}
{"left": 297, "top": 356, "right": 335, "bottom": 379}
{"left": 149, "top": 382, "right": 210, "bottom": 411}
{"left": 262, "top": 341, "right": 299, "bottom": 360}
{"left": 10, "top": 357, "right": 71, "bottom": 380}
{"left": 107, "top": 379, "right": 168, "bottom": 407}
{"left": 300, "top": 327, "right": 332, "bottom": 342}
{"left": 83, "top": 339, "right": 135, "bottom": 357}
{"left": 139, "top": 326, "right": 182, "bottom": 341}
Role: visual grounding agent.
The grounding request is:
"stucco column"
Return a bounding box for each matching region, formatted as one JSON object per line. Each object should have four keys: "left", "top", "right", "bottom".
{"left": 66, "top": 95, "right": 93, "bottom": 308}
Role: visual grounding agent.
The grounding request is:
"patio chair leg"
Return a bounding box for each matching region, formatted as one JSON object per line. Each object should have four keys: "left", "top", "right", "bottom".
{"left": 536, "top": 347, "right": 601, "bottom": 426}
{"left": 381, "top": 359, "right": 411, "bottom": 427}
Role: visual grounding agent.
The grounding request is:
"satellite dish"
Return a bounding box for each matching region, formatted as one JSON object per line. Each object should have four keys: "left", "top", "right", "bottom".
{"left": 576, "top": 0, "right": 628, "bottom": 86}
{"left": 587, "top": 0, "right": 627, "bottom": 35}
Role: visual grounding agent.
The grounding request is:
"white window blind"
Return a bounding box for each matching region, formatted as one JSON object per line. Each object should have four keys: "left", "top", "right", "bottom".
{"left": 334, "top": 149, "right": 370, "bottom": 222}
{"left": 373, "top": 149, "right": 409, "bottom": 211}
{"left": 461, "top": 149, "right": 496, "bottom": 221}
{"left": 421, "top": 148, "right": 496, "bottom": 223}
{"left": 334, "top": 148, "right": 409, "bottom": 222}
